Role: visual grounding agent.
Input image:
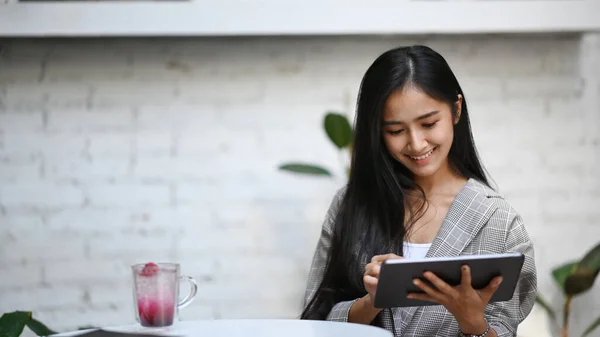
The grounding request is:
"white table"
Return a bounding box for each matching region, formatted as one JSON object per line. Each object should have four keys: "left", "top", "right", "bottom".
{"left": 53, "top": 319, "right": 393, "bottom": 337}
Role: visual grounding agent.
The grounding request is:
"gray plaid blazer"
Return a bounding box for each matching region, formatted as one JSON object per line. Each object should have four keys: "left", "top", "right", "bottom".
{"left": 303, "top": 178, "right": 537, "bottom": 337}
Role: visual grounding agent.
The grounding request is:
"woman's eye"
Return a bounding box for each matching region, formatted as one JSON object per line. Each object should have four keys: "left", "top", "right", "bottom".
{"left": 388, "top": 129, "right": 404, "bottom": 135}
{"left": 423, "top": 121, "right": 438, "bottom": 128}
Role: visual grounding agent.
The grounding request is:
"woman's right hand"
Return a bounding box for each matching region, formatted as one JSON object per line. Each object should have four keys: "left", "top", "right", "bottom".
{"left": 363, "top": 253, "right": 403, "bottom": 307}
{"left": 348, "top": 253, "right": 404, "bottom": 324}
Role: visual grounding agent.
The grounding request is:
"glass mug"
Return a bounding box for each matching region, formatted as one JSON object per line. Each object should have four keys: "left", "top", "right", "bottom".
{"left": 131, "top": 262, "right": 198, "bottom": 327}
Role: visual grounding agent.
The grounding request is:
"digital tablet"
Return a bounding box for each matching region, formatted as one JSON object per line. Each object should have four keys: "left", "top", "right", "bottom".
{"left": 374, "top": 252, "right": 525, "bottom": 308}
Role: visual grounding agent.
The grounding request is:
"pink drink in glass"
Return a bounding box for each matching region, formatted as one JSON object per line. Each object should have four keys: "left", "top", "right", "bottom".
{"left": 132, "top": 262, "right": 197, "bottom": 328}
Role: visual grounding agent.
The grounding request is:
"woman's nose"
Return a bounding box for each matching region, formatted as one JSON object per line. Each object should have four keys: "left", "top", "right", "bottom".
{"left": 407, "top": 130, "right": 427, "bottom": 153}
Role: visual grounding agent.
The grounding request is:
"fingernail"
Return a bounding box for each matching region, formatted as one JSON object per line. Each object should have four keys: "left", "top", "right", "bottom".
{"left": 495, "top": 278, "right": 503, "bottom": 286}
{"left": 462, "top": 265, "right": 468, "bottom": 271}
{"left": 413, "top": 279, "right": 419, "bottom": 285}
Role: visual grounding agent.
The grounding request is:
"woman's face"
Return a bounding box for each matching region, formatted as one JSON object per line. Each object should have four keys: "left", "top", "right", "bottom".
{"left": 381, "top": 86, "right": 461, "bottom": 179}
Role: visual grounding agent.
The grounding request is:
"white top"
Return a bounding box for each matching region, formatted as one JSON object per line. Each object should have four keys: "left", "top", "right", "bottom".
{"left": 403, "top": 242, "right": 432, "bottom": 259}
{"left": 51, "top": 319, "right": 393, "bottom": 337}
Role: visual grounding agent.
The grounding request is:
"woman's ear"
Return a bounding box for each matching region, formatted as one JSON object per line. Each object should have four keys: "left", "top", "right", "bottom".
{"left": 454, "top": 94, "right": 463, "bottom": 125}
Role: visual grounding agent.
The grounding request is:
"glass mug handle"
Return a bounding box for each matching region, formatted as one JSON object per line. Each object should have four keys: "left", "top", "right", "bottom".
{"left": 178, "top": 275, "right": 197, "bottom": 309}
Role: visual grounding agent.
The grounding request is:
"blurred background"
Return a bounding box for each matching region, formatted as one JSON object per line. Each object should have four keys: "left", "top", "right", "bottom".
{"left": 0, "top": 1, "right": 599, "bottom": 337}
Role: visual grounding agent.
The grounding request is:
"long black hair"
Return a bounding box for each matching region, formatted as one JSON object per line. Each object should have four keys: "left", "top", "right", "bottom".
{"left": 300, "top": 45, "right": 491, "bottom": 322}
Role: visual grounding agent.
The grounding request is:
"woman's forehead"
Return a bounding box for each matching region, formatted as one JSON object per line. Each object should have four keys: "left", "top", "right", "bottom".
{"left": 383, "top": 87, "right": 448, "bottom": 121}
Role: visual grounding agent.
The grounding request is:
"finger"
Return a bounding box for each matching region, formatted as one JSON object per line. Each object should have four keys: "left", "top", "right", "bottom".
{"left": 481, "top": 276, "right": 503, "bottom": 302}
{"left": 371, "top": 254, "right": 401, "bottom": 263}
{"left": 363, "top": 263, "right": 372, "bottom": 277}
{"left": 461, "top": 264, "right": 472, "bottom": 288}
{"left": 406, "top": 292, "right": 438, "bottom": 304}
{"left": 364, "top": 275, "right": 378, "bottom": 287}
{"left": 365, "top": 263, "right": 381, "bottom": 278}
{"left": 413, "top": 278, "right": 446, "bottom": 303}
{"left": 423, "top": 271, "right": 459, "bottom": 298}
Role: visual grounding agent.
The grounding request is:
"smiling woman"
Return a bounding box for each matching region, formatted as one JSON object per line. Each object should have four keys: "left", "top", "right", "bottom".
{"left": 382, "top": 87, "right": 461, "bottom": 179}
{"left": 300, "top": 45, "right": 537, "bottom": 337}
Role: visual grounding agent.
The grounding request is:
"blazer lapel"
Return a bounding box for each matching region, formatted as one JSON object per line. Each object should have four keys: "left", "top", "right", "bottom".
{"left": 425, "top": 177, "right": 500, "bottom": 259}
{"left": 398, "top": 178, "right": 501, "bottom": 333}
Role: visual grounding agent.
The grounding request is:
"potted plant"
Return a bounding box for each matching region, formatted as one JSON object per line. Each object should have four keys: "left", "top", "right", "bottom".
{"left": 278, "top": 111, "right": 353, "bottom": 178}
{"left": 536, "top": 242, "right": 600, "bottom": 337}
{"left": 0, "top": 311, "right": 56, "bottom": 337}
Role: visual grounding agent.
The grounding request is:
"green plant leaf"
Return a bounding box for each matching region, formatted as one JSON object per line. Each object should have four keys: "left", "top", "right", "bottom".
{"left": 323, "top": 112, "right": 353, "bottom": 149}
{"left": 582, "top": 315, "right": 600, "bottom": 337}
{"left": 552, "top": 261, "right": 577, "bottom": 291}
{"left": 26, "top": 319, "right": 56, "bottom": 336}
{"left": 278, "top": 163, "right": 332, "bottom": 176}
{"left": 564, "top": 243, "right": 600, "bottom": 296}
{"left": 0, "top": 311, "right": 32, "bottom": 337}
{"left": 534, "top": 295, "right": 557, "bottom": 325}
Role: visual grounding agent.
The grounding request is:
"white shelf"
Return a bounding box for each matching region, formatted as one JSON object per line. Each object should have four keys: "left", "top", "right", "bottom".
{"left": 0, "top": 0, "right": 599, "bottom": 37}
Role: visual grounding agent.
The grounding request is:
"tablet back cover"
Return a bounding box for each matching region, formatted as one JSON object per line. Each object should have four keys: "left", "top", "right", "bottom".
{"left": 374, "top": 252, "right": 525, "bottom": 308}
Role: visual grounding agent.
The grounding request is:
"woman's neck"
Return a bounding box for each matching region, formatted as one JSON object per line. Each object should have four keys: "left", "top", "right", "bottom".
{"left": 413, "top": 161, "right": 466, "bottom": 196}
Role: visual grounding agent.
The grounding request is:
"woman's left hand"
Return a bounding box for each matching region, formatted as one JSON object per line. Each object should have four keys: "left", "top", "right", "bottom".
{"left": 407, "top": 265, "right": 503, "bottom": 334}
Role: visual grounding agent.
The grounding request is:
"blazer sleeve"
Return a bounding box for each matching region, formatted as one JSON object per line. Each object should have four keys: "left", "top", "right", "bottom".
{"left": 303, "top": 187, "right": 358, "bottom": 322}
{"left": 485, "top": 211, "right": 538, "bottom": 337}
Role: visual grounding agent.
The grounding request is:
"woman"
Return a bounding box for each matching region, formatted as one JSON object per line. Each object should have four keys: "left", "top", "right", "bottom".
{"left": 300, "top": 45, "right": 537, "bottom": 337}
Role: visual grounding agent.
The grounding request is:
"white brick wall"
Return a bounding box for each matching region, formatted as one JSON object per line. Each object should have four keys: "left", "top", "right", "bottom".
{"left": 1, "top": 34, "right": 599, "bottom": 336}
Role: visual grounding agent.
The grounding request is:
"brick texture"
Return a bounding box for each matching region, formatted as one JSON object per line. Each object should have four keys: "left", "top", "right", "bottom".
{"left": 1, "top": 34, "right": 599, "bottom": 336}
